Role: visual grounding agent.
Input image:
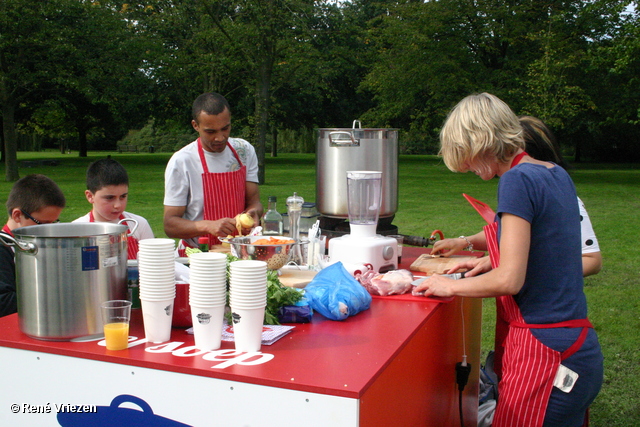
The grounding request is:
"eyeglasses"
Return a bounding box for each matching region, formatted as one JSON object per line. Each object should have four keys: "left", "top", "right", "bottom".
{"left": 20, "top": 209, "right": 60, "bottom": 225}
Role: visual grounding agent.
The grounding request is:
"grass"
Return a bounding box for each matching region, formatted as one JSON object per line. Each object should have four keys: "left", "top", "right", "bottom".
{"left": 3, "top": 151, "right": 640, "bottom": 426}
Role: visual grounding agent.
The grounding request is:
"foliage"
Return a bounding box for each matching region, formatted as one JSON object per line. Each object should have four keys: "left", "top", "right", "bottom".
{"left": 1, "top": 0, "right": 640, "bottom": 187}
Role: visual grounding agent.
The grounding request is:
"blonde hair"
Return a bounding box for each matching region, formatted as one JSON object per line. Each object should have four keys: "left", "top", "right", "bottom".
{"left": 439, "top": 93, "right": 525, "bottom": 172}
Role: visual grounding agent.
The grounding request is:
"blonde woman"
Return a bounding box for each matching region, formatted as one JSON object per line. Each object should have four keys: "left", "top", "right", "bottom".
{"left": 415, "top": 93, "right": 603, "bottom": 426}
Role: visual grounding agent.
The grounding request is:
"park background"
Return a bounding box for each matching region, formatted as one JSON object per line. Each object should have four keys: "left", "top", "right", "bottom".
{"left": 2, "top": 1, "right": 640, "bottom": 426}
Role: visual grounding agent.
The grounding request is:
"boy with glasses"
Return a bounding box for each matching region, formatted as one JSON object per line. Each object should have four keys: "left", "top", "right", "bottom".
{"left": 1, "top": 174, "right": 66, "bottom": 317}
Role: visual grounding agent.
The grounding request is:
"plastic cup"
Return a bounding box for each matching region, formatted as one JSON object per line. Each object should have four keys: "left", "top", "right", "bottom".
{"left": 101, "top": 300, "right": 132, "bottom": 351}
{"left": 230, "top": 306, "right": 265, "bottom": 352}
{"left": 172, "top": 283, "right": 192, "bottom": 328}
{"left": 141, "top": 299, "right": 174, "bottom": 343}
{"left": 190, "top": 305, "right": 225, "bottom": 351}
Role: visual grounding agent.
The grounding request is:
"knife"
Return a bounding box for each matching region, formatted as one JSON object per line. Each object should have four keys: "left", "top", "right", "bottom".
{"left": 411, "top": 271, "right": 466, "bottom": 287}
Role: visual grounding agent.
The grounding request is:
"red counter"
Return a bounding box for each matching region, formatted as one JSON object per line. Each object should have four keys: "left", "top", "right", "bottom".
{"left": 0, "top": 247, "right": 483, "bottom": 426}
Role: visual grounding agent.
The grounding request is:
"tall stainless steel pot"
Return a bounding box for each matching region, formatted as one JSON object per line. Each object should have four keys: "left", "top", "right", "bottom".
{"left": 0, "top": 220, "right": 137, "bottom": 341}
{"left": 316, "top": 121, "right": 398, "bottom": 218}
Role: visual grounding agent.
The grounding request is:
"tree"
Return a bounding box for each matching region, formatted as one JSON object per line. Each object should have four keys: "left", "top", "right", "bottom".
{"left": 0, "top": 0, "right": 74, "bottom": 180}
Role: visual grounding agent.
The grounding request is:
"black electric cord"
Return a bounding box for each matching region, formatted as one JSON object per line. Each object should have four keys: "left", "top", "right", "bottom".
{"left": 456, "top": 360, "right": 472, "bottom": 427}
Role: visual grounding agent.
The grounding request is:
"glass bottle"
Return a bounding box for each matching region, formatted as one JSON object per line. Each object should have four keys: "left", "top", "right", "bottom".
{"left": 262, "top": 196, "right": 284, "bottom": 236}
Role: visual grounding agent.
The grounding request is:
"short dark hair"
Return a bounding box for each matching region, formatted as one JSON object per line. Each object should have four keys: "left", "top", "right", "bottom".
{"left": 6, "top": 174, "right": 66, "bottom": 216}
{"left": 192, "top": 92, "right": 231, "bottom": 122}
{"left": 86, "top": 158, "right": 129, "bottom": 193}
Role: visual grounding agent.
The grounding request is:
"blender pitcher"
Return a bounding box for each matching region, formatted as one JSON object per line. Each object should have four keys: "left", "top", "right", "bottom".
{"left": 347, "top": 171, "right": 382, "bottom": 238}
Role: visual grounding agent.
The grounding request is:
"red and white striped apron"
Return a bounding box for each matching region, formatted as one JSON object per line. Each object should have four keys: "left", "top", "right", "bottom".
{"left": 178, "top": 139, "right": 246, "bottom": 256}
{"left": 89, "top": 211, "right": 139, "bottom": 260}
{"left": 466, "top": 152, "right": 592, "bottom": 426}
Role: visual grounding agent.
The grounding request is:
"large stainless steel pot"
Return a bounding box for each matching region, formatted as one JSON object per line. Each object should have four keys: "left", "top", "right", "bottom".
{"left": 316, "top": 121, "right": 398, "bottom": 218}
{"left": 0, "top": 220, "right": 137, "bottom": 341}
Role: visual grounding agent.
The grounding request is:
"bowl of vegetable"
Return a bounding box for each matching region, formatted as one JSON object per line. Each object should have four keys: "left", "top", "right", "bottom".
{"left": 229, "top": 236, "right": 297, "bottom": 270}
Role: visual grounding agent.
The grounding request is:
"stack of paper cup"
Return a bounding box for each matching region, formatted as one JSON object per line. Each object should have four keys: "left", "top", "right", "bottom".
{"left": 138, "top": 238, "right": 176, "bottom": 343}
{"left": 188, "top": 252, "right": 228, "bottom": 351}
{"left": 229, "top": 260, "right": 268, "bottom": 352}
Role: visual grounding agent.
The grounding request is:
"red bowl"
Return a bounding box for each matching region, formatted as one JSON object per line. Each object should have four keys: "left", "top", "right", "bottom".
{"left": 172, "top": 282, "right": 192, "bottom": 328}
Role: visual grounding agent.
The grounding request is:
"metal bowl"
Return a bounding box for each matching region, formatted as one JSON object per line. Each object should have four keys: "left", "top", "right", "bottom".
{"left": 229, "top": 236, "right": 297, "bottom": 270}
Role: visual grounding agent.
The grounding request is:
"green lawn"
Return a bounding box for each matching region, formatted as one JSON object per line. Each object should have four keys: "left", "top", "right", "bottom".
{"left": 2, "top": 151, "right": 639, "bottom": 426}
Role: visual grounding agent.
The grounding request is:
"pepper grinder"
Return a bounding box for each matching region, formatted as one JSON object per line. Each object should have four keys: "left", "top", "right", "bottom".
{"left": 286, "top": 192, "right": 304, "bottom": 263}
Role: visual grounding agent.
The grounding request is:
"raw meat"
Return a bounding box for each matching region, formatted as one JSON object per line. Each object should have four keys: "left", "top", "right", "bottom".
{"left": 357, "top": 269, "right": 414, "bottom": 296}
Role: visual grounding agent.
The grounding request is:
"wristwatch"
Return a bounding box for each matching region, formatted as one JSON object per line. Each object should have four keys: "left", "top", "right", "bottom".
{"left": 459, "top": 236, "right": 473, "bottom": 251}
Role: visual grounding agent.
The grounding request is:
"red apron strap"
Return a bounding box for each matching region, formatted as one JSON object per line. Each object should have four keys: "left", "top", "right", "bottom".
{"left": 511, "top": 318, "right": 593, "bottom": 362}
{"left": 484, "top": 221, "right": 500, "bottom": 268}
{"left": 463, "top": 193, "right": 497, "bottom": 225}
{"left": 511, "top": 319, "right": 593, "bottom": 329}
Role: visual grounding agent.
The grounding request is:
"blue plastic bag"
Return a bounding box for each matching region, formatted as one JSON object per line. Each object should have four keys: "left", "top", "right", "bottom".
{"left": 303, "top": 262, "right": 372, "bottom": 321}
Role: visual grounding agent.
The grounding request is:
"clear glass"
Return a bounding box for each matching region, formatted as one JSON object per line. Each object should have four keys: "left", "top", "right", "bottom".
{"left": 346, "top": 171, "right": 382, "bottom": 225}
{"left": 262, "top": 196, "right": 283, "bottom": 236}
{"left": 286, "top": 192, "right": 304, "bottom": 241}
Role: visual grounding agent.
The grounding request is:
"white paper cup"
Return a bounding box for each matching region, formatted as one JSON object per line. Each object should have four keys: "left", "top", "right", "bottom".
{"left": 229, "top": 298, "right": 266, "bottom": 308}
{"left": 189, "top": 268, "right": 226, "bottom": 275}
{"left": 190, "top": 305, "right": 225, "bottom": 351}
{"left": 189, "top": 274, "right": 227, "bottom": 284}
{"left": 138, "top": 252, "right": 176, "bottom": 260}
{"left": 141, "top": 299, "right": 174, "bottom": 343}
{"left": 139, "top": 238, "right": 176, "bottom": 248}
{"left": 189, "top": 252, "right": 227, "bottom": 264}
{"left": 230, "top": 306, "right": 265, "bottom": 352}
{"left": 189, "top": 297, "right": 227, "bottom": 308}
{"left": 230, "top": 260, "right": 267, "bottom": 271}
{"left": 139, "top": 293, "right": 176, "bottom": 301}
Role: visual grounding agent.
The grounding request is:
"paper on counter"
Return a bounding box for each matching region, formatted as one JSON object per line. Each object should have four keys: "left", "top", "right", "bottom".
{"left": 186, "top": 321, "right": 295, "bottom": 346}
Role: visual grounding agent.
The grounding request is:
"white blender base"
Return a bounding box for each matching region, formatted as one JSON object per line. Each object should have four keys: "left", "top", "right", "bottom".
{"left": 329, "top": 234, "right": 398, "bottom": 273}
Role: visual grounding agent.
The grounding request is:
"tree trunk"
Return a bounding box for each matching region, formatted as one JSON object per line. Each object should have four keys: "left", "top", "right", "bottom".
{"left": 1, "top": 100, "right": 20, "bottom": 182}
{"left": 254, "top": 59, "right": 273, "bottom": 185}
{"left": 78, "top": 121, "right": 88, "bottom": 157}
{"left": 271, "top": 127, "right": 278, "bottom": 157}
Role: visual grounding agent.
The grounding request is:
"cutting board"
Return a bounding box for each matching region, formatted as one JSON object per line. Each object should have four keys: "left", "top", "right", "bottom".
{"left": 278, "top": 269, "right": 317, "bottom": 288}
{"left": 410, "top": 255, "right": 478, "bottom": 275}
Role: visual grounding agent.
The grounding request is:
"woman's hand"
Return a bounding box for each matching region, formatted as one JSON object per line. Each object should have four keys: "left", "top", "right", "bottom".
{"left": 413, "top": 274, "right": 456, "bottom": 298}
{"left": 447, "top": 256, "right": 492, "bottom": 277}
{"left": 431, "top": 238, "right": 467, "bottom": 257}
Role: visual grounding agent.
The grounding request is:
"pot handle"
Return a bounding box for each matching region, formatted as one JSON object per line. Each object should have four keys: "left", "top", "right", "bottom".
{"left": 118, "top": 218, "right": 139, "bottom": 237}
{"left": 0, "top": 233, "right": 37, "bottom": 254}
{"left": 329, "top": 131, "right": 360, "bottom": 147}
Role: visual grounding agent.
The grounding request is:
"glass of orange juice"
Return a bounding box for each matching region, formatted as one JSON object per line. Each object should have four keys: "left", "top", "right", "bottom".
{"left": 101, "top": 300, "right": 132, "bottom": 350}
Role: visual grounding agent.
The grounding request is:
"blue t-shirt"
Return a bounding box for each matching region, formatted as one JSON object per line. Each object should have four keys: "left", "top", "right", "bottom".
{"left": 496, "top": 163, "right": 603, "bottom": 425}
{"left": 497, "top": 163, "right": 587, "bottom": 325}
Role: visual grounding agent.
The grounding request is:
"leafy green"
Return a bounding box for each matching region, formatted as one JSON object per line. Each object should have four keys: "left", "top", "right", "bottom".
{"left": 224, "top": 254, "right": 303, "bottom": 325}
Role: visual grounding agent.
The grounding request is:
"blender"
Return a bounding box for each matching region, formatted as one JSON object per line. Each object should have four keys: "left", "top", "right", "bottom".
{"left": 328, "top": 171, "right": 398, "bottom": 272}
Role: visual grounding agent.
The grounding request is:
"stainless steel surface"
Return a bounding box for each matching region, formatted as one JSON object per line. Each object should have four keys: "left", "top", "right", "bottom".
{"left": 316, "top": 126, "right": 399, "bottom": 218}
{"left": 8, "top": 222, "right": 130, "bottom": 341}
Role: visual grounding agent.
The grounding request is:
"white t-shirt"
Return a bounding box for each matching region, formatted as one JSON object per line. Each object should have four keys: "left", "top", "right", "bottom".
{"left": 577, "top": 197, "right": 600, "bottom": 254}
{"left": 72, "top": 211, "right": 155, "bottom": 242}
{"left": 163, "top": 138, "right": 259, "bottom": 226}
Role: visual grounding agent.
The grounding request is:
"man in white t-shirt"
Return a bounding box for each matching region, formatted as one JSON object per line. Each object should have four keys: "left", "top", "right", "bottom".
{"left": 163, "top": 92, "right": 263, "bottom": 251}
